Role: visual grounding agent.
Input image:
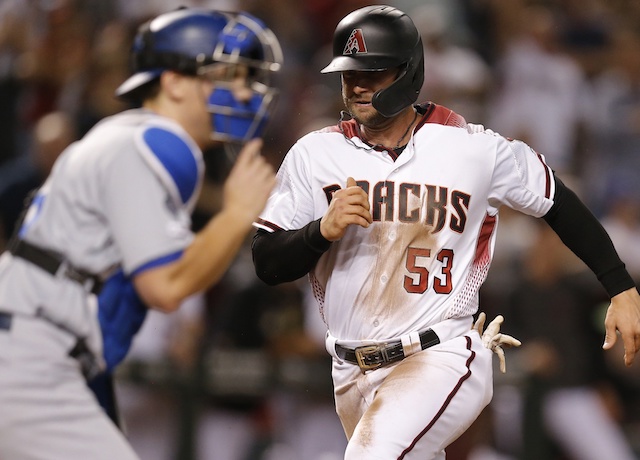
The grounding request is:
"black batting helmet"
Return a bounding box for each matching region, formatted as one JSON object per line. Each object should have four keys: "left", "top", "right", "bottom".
{"left": 321, "top": 5, "right": 424, "bottom": 118}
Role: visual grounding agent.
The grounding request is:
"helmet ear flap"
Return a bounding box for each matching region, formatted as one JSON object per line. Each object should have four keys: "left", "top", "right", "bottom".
{"left": 371, "top": 38, "right": 424, "bottom": 117}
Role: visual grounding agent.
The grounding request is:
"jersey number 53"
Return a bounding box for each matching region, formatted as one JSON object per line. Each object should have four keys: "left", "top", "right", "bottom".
{"left": 404, "top": 247, "right": 453, "bottom": 294}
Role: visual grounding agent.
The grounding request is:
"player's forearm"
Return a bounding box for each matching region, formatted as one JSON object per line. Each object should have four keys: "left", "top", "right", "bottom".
{"left": 543, "top": 176, "right": 636, "bottom": 297}
{"left": 252, "top": 219, "right": 332, "bottom": 285}
{"left": 182, "top": 207, "right": 255, "bottom": 288}
{"left": 136, "top": 208, "right": 254, "bottom": 311}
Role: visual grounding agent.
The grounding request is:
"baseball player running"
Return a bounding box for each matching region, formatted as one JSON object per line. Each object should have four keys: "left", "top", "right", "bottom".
{"left": 252, "top": 5, "right": 640, "bottom": 460}
{"left": 0, "top": 8, "right": 281, "bottom": 460}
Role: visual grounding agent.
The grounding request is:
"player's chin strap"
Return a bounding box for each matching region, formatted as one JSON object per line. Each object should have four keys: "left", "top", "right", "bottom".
{"left": 337, "top": 107, "right": 424, "bottom": 153}
{"left": 337, "top": 111, "right": 375, "bottom": 152}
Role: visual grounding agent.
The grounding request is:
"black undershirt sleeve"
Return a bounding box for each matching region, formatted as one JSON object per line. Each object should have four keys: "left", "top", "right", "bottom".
{"left": 252, "top": 219, "right": 332, "bottom": 285}
{"left": 543, "top": 175, "right": 635, "bottom": 297}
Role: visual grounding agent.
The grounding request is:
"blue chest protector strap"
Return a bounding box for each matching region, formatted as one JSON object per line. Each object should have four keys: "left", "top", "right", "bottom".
{"left": 97, "top": 269, "right": 148, "bottom": 372}
{"left": 88, "top": 372, "right": 120, "bottom": 427}
{"left": 90, "top": 269, "right": 148, "bottom": 427}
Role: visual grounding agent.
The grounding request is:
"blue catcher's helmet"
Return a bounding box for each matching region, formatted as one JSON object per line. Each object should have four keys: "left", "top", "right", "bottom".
{"left": 115, "top": 9, "right": 282, "bottom": 145}
{"left": 205, "top": 13, "right": 283, "bottom": 145}
{"left": 115, "top": 8, "right": 229, "bottom": 99}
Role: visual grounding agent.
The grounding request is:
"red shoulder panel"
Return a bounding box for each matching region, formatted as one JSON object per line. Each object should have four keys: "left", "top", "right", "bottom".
{"left": 422, "top": 103, "right": 467, "bottom": 128}
{"left": 338, "top": 118, "right": 359, "bottom": 138}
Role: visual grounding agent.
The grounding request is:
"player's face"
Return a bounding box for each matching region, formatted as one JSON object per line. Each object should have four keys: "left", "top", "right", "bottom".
{"left": 341, "top": 69, "right": 397, "bottom": 126}
{"left": 200, "top": 62, "right": 254, "bottom": 103}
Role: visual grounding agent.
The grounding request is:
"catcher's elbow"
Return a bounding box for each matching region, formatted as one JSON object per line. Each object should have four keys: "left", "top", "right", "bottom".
{"left": 133, "top": 265, "right": 193, "bottom": 313}
{"left": 151, "top": 297, "right": 182, "bottom": 313}
{"left": 136, "top": 281, "right": 183, "bottom": 313}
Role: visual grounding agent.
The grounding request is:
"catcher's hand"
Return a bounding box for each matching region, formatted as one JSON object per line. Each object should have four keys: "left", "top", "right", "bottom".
{"left": 473, "top": 312, "right": 522, "bottom": 373}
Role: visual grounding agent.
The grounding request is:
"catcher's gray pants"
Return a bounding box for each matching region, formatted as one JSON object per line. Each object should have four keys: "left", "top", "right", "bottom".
{"left": 0, "top": 312, "right": 139, "bottom": 460}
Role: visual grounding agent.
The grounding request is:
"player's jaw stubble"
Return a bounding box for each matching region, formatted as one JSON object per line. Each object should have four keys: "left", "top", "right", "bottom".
{"left": 343, "top": 97, "right": 390, "bottom": 131}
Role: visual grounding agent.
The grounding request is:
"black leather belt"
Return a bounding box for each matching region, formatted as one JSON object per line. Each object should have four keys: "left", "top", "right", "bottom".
{"left": 9, "top": 239, "right": 102, "bottom": 294}
{"left": 335, "top": 328, "right": 440, "bottom": 372}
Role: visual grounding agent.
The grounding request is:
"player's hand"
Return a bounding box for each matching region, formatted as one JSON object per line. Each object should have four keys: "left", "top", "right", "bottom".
{"left": 602, "top": 287, "right": 640, "bottom": 367}
{"left": 222, "top": 139, "right": 276, "bottom": 224}
{"left": 320, "top": 176, "right": 372, "bottom": 241}
{"left": 473, "top": 312, "right": 521, "bottom": 373}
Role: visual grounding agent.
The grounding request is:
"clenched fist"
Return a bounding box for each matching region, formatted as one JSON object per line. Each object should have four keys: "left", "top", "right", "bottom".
{"left": 320, "top": 176, "right": 373, "bottom": 241}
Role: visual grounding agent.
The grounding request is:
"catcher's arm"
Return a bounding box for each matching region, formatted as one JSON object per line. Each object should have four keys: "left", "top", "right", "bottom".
{"left": 473, "top": 312, "right": 522, "bottom": 373}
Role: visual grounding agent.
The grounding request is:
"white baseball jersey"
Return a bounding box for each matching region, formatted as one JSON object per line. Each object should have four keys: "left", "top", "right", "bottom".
{"left": 0, "top": 108, "right": 203, "bottom": 459}
{"left": 256, "top": 103, "right": 555, "bottom": 343}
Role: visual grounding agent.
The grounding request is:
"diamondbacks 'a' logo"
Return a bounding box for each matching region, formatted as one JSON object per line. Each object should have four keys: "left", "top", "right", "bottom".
{"left": 343, "top": 29, "right": 367, "bottom": 55}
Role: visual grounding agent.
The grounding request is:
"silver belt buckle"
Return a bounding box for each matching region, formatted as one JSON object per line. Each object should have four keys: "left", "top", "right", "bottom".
{"left": 354, "top": 344, "right": 384, "bottom": 373}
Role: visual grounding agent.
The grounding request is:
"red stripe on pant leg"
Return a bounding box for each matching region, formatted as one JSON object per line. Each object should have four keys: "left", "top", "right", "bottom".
{"left": 398, "top": 336, "right": 476, "bottom": 460}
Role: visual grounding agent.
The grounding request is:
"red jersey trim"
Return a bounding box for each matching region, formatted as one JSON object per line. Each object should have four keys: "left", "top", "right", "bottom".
{"left": 535, "top": 152, "right": 552, "bottom": 199}
{"left": 415, "top": 102, "right": 468, "bottom": 132}
{"left": 254, "top": 218, "right": 283, "bottom": 232}
{"left": 474, "top": 213, "right": 497, "bottom": 263}
{"left": 423, "top": 103, "right": 468, "bottom": 128}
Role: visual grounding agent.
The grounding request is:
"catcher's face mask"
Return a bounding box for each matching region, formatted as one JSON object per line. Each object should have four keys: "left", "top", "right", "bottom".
{"left": 200, "top": 13, "right": 283, "bottom": 147}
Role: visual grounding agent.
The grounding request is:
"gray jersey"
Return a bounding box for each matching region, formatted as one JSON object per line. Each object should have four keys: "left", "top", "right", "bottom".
{"left": 0, "top": 108, "right": 203, "bottom": 356}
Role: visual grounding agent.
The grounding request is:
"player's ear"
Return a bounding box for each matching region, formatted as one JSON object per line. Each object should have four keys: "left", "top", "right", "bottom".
{"left": 159, "top": 71, "right": 188, "bottom": 101}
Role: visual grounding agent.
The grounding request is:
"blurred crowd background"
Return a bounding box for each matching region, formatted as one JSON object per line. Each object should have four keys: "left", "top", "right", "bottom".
{"left": 2, "top": 0, "right": 640, "bottom": 459}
